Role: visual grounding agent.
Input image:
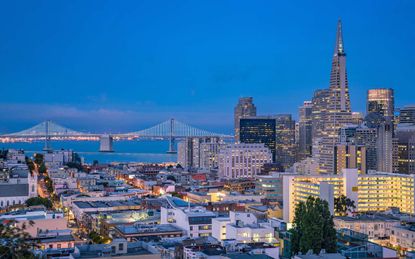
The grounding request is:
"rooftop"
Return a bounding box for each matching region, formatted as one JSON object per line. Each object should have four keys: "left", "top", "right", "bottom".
{"left": 0, "top": 184, "right": 28, "bottom": 197}
{"left": 115, "top": 223, "right": 183, "bottom": 235}
{"left": 73, "top": 200, "right": 141, "bottom": 209}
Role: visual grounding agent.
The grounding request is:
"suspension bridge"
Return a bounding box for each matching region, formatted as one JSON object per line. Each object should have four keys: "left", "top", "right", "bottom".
{"left": 0, "top": 119, "right": 232, "bottom": 153}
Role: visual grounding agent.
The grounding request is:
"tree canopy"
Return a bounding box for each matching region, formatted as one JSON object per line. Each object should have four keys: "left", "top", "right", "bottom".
{"left": 25, "top": 197, "right": 52, "bottom": 209}
{"left": 289, "top": 196, "right": 337, "bottom": 255}
{"left": 0, "top": 219, "right": 37, "bottom": 258}
{"left": 334, "top": 195, "right": 356, "bottom": 216}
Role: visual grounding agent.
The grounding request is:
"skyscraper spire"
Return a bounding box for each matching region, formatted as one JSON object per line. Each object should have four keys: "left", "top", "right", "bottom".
{"left": 329, "top": 19, "right": 350, "bottom": 112}
{"left": 335, "top": 19, "right": 345, "bottom": 56}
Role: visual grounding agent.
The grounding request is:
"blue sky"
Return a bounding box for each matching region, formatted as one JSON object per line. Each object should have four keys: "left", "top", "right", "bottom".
{"left": 0, "top": 0, "right": 414, "bottom": 134}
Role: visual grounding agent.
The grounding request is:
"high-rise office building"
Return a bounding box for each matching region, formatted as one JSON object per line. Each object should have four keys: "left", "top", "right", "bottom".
{"left": 399, "top": 105, "right": 415, "bottom": 124}
{"left": 334, "top": 143, "right": 367, "bottom": 174}
{"left": 328, "top": 20, "right": 351, "bottom": 113}
{"left": 218, "top": 143, "right": 272, "bottom": 179}
{"left": 339, "top": 124, "right": 378, "bottom": 172}
{"left": 367, "top": 88, "right": 394, "bottom": 119}
{"left": 311, "top": 89, "right": 330, "bottom": 140}
{"left": 298, "top": 101, "right": 313, "bottom": 159}
{"left": 395, "top": 124, "right": 415, "bottom": 174}
{"left": 178, "top": 137, "right": 223, "bottom": 169}
{"left": 239, "top": 116, "right": 277, "bottom": 162}
{"left": 275, "top": 114, "right": 297, "bottom": 170}
{"left": 355, "top": 127, "right": 378, "bottom": 171}
{"left": 317, "top": 20, "right": 353, "bottom": 173}
{"left": 377, "top": 123, "right": 394, "bottom": 172}
{"left": 234, "top": 97, "right": 257, "bottom": 142}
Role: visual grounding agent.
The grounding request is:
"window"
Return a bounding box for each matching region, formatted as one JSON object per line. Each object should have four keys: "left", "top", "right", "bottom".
{"left": 119, "top": 243, "right": 124, "bottom": 251}
{"left": 57, "top": 244, "right": 61, "bottom": 249}
{"left": 49, "top": 244, "right": 53, "bottom": 249}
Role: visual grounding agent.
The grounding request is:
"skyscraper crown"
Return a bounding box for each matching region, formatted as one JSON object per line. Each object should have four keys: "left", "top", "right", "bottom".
{"left": 335, "top": 19, "right": 345, "bottom": 56}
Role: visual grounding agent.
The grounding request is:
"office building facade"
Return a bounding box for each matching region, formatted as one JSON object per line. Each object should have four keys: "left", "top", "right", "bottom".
{"left": 218, "top": 143, "right": 272, "bottom": 179}
{"left": 367, "top": 88, "right": 394, "bottom": 119}
{"left": 298, "top": 101, "right": 313, "bottom": 159}
{"left": 239, "top": 117, "right": 277, "bottom": 162}
{"left": 234, "top": 97, "right": 257, "bottom": 142}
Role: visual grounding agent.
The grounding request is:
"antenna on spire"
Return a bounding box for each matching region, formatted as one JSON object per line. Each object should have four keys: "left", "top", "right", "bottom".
{"left": 335, "top": 19, "right": 345, "bottom": 56}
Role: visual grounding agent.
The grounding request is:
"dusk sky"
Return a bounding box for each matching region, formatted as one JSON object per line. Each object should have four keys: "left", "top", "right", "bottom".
{"left": 1, "top": 0, "right": 414, "bottom": 134}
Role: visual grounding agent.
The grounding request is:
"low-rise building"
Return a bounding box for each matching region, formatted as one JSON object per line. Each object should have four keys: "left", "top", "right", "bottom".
{"left": 0, "top": 167, "right": 37, "bottom": 208}
{"left": 212, "top": 211, "right": 275, "bottom": 244}
{"left": 114, "top": 224, "right": 184, "bottom": 242}
{"left": 390, "top": 225, "right": 415, "bottom": 251}
{"left": 161, "top": 197, "right": 217, "bottom": 238}
{"left": 334, "top": 215, "right": 400, "bottom": 240}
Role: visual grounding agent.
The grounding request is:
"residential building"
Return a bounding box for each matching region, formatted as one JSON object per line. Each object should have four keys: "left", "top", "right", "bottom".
{"left": 114, "top": 224, "right": 184, "bottom": 242}
{"left": 212, "top": 211, "right": 275, "bottom": 243}
{"left": 0, "top": 207, "right": 66, "bottom": 237}
{"left": 390, "top": 225, "right": 415, "bottom": 251}
{"left": 71, "top": 239, "right": 161, "bottom": 258}
{"left": 160, "top": 197, "right": 217, "bottom": 238}
{"left": 255, "top": 172, "right": 285, "bottom": 203}
{"left": 334, "top": 215, "right": 400, "bottom": 240}
{"left": 283, "top": 169, "right": 415, "bottom": 223}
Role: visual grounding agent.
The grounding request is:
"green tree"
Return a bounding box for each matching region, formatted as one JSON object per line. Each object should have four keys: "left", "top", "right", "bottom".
{"left": 73, "top": 152, "right": 82, "bottom": 164}
{"left": 0, "top": 219, "right": 38, "bottom": 258}
{"left": 25, "top": 197, "right": 52, "bottom": 209}
{"left": 289, "top": 196, "right": 337, "bottom": 255}
{"left": 166, "top": 175, "right": 177, "bottom": 182}
{"left": 44, "top": 176, "right": 54, "bottom": 194}
{"left": 0, "top": 149, "right": 8, "bottom": 159}
{"left": 66, "top": 162, "right": 83, "bottom": 172}
{"left": 33, "top": 153, "right": 44, "bottom": 166}
{"left": 25, "top": 157, "right": 35, "bottom": 172}
{"left": 38, "top": 163, "right": 47, "bottom": 175}
{"left": 334, "top": 195, "right": 356, "bottom": 216}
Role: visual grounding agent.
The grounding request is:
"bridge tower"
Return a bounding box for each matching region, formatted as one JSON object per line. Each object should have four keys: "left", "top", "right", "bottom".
{"left": 167, "top": 118, "right": 177, "bottom": 154}
{"left": 43, "top": 120, "right": 52, "bottom": 152}
{"left": 99, "top": 134, "right": 114, "bottom": 152}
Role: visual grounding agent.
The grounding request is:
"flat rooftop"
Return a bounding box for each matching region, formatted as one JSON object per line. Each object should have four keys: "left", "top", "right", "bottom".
{"left": 115, "top": 223, "right": 183, "bottom": 235}
{"left": 73, "top": 200, "right": 141, "bottom": 209}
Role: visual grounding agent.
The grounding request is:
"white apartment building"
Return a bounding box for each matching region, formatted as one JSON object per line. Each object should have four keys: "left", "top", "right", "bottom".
{"left": 160, "top": 197, "right": 217, "bottom": 238}
{"left": 283, "top": 169, "right": 415, "bottom": 223}
{"left": 218, "top": 143, "right": 272, "bottom": 179}
{"left": 334, "top": 215, "right": 400, "bottom": 240}
{"left": 212, "top": 211, "right": 275, "bottom": 244}
{"left": 390, "top": 225, "right": 415, "bottom": 251}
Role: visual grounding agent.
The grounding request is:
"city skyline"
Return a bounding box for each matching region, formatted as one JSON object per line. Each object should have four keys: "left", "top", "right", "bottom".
{"left": 1, "top": 1, "right": 415, "bottom": 133}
